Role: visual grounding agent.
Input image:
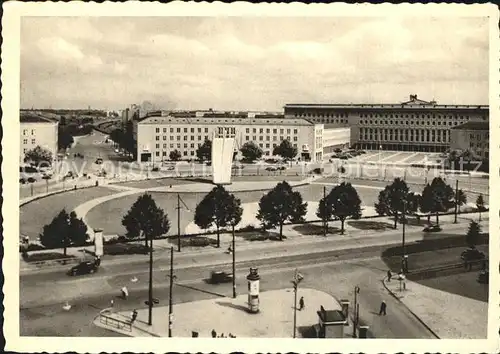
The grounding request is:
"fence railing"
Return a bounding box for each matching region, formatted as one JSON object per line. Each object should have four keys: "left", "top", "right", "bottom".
{"left": 99, "top": 309, "right": 132, "bottom": 332}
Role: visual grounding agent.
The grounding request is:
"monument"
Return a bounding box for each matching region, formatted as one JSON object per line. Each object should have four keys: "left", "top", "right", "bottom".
{"left": 212, "top": 126, "right": 236, "bottom": 185}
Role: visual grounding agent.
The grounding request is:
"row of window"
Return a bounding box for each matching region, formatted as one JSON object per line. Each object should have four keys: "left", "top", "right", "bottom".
{"left": 359, "top": 119, "right": 465, "bottom": 126}
{"left": 156, "top": 135, "right": 209, "bottom": 142}
{"left": 292, "top": 112, "right": 486, "bottom": 120}
{"left": 22, "top": 139, "right": 36, "bottom": 145}
{"left": 470, "top": 142, "right": 488, "bottom": 149}
{"left": 245, "top": 128, "right": 299, "bottom": 135}
{"left": 244, "top": 135, "right": 298, "bottom": 142}
{"left": 155, "top": 127, "right": 210, "bottom": 134}
{"left": 470, "top": 133, "right": 489, "bottom": 140}
{"left": 154, "top": 126, "right": 300, "bottom": 135}
{"left": 360, "top": 129, "right": 450, "bottom": 143}
{"left": 153, "top": 142, "right": 299, "bottom": 157}
{"left": 293, "top": 112, "right": 348, "bottom": 118}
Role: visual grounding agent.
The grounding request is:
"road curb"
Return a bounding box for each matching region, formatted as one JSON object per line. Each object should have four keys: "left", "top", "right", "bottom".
{"left": 381, "top": 277, "right": 440, "bottom": 339}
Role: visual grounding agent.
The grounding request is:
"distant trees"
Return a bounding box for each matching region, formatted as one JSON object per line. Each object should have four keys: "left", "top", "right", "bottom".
{"left": 317, "top": 182, "right": 362, "bottom": 235}
{"left": 240, "top": 141, "right": 263, "bottom": 163}
{"left": 196, "top": 139, "right": 212, "bottom": 162}
{"left": 24, "top": 146, "right": 53, "bottom": 166}
{"left": 169, "top": 149, "right": 182, "bottom": 161}
{"left": 39, "top": 209, "right": 88, "bottom": 255}
{"left": 273, "top": 139, "right": 297, "bottom": 161}
{"left": 257, "top": 181, "right": 307, "bottom": 240}
{"left": 121, "top": 193, "right": 170, "bottom": 247}
{"left": 465, "top": 220, "right": 482, "bottom": 249}
{"left": 420, "top": 177, "right": 455, "bottom": 225}
{"left": 194, "top": 185, "right": 243, "bottom": 248}
{"left": 374, "top": 178, "right": 411, "bottom": 229}
{"left": 476, "top": 194, "right": 486, "bottom": 222}
{"left": 58, "top": 128, "right": 74, "bottom": 150}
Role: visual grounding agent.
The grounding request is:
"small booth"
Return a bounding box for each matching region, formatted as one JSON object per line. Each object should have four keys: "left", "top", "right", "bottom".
{"left": 316, "top": 305, "right": 348, "bottom": 338}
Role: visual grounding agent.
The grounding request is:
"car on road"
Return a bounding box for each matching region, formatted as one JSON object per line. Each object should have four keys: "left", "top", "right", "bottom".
{"left": 423, "top": 224, "right": 442, "bottom": 232}
{"left": 265, "top": 167, "right": 277, "bottom": 172}
{"left": 68, "top": 261, "right": 99, "bottom": 276}
{"left": 95, "top": 158, "right": 103, "bottom": 164}
{"left": 477, "top": 270, "right": 489, "bottom": 284}
{"left": 277, "top": 166, "right": 286, "bottom": 171}
{"left": 27, "top": 177, "right": 37, "bottom": 183}
{"left": 209, "top": 271, "right": 233, "bottom": 284}
{"left": 461, "top": 248, "right": 486, "bottom": 262}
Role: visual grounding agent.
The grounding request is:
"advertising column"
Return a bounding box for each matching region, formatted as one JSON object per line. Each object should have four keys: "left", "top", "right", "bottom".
{"left": 246, "top": 267, "right": 260, "bottom": 313}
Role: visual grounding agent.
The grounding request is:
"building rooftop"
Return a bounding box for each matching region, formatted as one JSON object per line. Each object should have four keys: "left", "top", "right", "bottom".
{"left": 284, "top": 95, "right": 488, "bottom": 111}
{"left": 20, "top": 113, "right": 58, "bottom": 124}
{"left": 451, "top": 121, "right": 489, "bottom": 131}
{"left": 138, "top": 116, "right": 314, "bottom": 126}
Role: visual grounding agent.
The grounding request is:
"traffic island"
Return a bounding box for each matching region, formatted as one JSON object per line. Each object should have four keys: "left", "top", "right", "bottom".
{"left": 93, "top": 288, "right": 342, "bottom": 338}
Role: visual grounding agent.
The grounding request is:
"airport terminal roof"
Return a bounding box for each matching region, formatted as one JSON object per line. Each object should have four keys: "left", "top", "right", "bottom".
{"left": 138, "top": 115, "right": 315, "bottom": 126}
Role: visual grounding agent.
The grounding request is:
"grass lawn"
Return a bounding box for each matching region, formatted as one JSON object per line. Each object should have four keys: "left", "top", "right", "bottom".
{"left": 20, "top": 186, "right": 120, "bottom": 240}
{"left": 347, "top": 220, "right": 394, "bottom": 231}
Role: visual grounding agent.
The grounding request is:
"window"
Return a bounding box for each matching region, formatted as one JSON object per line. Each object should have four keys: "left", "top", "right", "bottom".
{"left": 163, "top": 128, "right": 167, "bottom": 133}
{"left": 31, "top": 139, "right": 35, "bottom": 144}
{"left": 170, "top": 128, "right": 174, "bottom": 133}
{"left": 183, "top": 151, "right": 188, "bottom": 156}
{"left": 205, "top": 128, "right": 208, "bottom": 133}
{"left": 170, "top": 144, "right": 174, "bottom": 148}
{"left": 163, "top": 144, "right": 167, "bottom": 148}
{"left": 259, "top": 136, "right": 263, "bottom": 141}
{"left": 163, "top": 151, "right": 167, "bottom": 156}
{"left": 170, "top": 136, "right": 174, "bottom": 140}
{"left": 198, "top": 136, "right": 202, "bottom": 140}
{"left": 266, "top": 136, "right": 270, "bottom": 141}
{"left": 156, "top": 143, "right": 160, "bottom": 148}
{"left": 23, "top": 139, "right": 27, "bottom": 144}
{"left": 246, "top": 128, "right": 250, "bottom": 133}
{"left": 22, "top": 130, "right": 27, "bottom": 135}
{"left": 155, "top": 136, "right": 160, "bottom": 141}
{"left": 246, "top": 136, "right": 249, "bottom": 141}
{"left": 184, "top": 143, "right": 188, "bottom": 148}
{"left": 293, "top": 129, "right": 298, "bottom": 134}
{"left": 253, "top": 128, "right": 256, "bottom": 133}
{"left": 155, "top": 128, "right": 160, "bottom": 133}
{"left": 273, "top": 129, "right": 277, "bottom": 134}
{"left": 252, "top": 136, "right": 256, "bottom": 140}
{"left": 266, "top": 143, "right": 270, "bottom": 148}
{"left": 184, "top": 136, "right": 188, "bottom": 141}
{"left": 177, "top": 128, "right": 181, "bottom": 133}
{"left": 191, "top": 136, "right": 194, "bottom": 141}
{"left": 156, "top": 151, "right": 160, "bottom": 157}
{"left": 191, "top": 143, "right": 195, "bottom": 148}
{"left": 163, "top": 136, "right": 167, "bottom": 140}
{"left": 198, "top": 128, "right": 202, "bottom": 133}
{"left": 177, "top": 136, "right": 181, "bottom": 140}
{"left": 191, "top": 128, "right": 194, "bottom": 133}
{"left": 31, "top": 130, "right": 35, "bottom": 135}
{"left": 273, "top": 136, "right": 277, "bottom": 141}
{"left": 259, "top": 143, "right": 263, "bottom": 148}
{"left": 177, "top": 143, "right": 181, "bottom": 148}
{"left": 259, "top": 128, "right": 263, "bottom": 133}
{"left": 266, "top": 128, "right": 270, "bottom": 133}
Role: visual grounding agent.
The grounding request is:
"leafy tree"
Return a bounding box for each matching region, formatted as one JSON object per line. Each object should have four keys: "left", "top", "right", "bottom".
{"left": 420, "top": 177, "right": 455, "bottom": 225}
{"left": 476, "top": 194, "right": 486, "bottom": 222}
{"left": 456, "top": 189, "right": 467, "bottom": 213}
{"left": 194, "top": 185, "right": 243, "bottom": 248}
{"left": 169, "top": 149, "right": 182, "bottom": 161}
{"left": 39, "top": 209, "right": 88, "bottom": 255}
{"left": 196, "top": 139, "right": 212, "bottom": 162}
{"left": 324, "top": 182, "right": 362, "bottom": 234}
{"left": 257, "top": 181, "right": 307, "bottom": 240}
{"left": 273, "top": 139, "right": 298, "bottom": 161}
{"left": 316, "top": 197, "right": 333, "bottom": 235}
{"left": 374, "top": 178, "right": 410, "bottom": 229}
{"left": 58, "top": 127, "right": 74, "bottom": 150}
{"left": 465, "top": 220, "right": 482, "bottom": 249}
{"left": 240, "top": 141, "right": 263, "bottom": 163}
{"left": 24, "top": 146, "right": 53, "bottom": 166}
{"left": 122, "top": 193, "right": 170, "bottom": 247}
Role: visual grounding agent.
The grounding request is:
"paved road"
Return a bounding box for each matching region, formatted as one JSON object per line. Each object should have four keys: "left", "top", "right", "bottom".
{"left": 21, "top": 247, "right": 448, "bottom": 338}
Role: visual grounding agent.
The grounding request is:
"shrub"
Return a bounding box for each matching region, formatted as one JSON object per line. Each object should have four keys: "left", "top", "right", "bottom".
{"left": 104, "top": 243, "right": 150, "bottom": 255}
{"left": 188, "top": 237, "right": 216, "bottom": 247}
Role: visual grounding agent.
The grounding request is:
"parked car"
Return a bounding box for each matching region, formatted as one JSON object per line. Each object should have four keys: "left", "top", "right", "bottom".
{"left": 65, "top": 171, "right": 74, "bottom": 178}
{"left": 461, "top": 248, "right": 486, "bottom": 262}
{"left": 209, "top": 271, "right": 233, "bottom": 284}
{"left": 477, "top": 270, "right": 489, "bottom": 284}
{"left": 95, "top": 158, "right": 103, "bottom": 164}
{"left": 27, "top": 177, "right": 36, "bottom": 183}
{"left": 42, "top": 174, "right": 51, "bottom": 180}
{"left": 20, "top": 178, "right": 27, "bottom": 184}
{"left": 277, "top": 166, "right": 286, "bottom": 171}
{"left": 151, "top": 167, "right": 159, "bottom": 172}
{"left": 423, "top": 224, "right": 442, "bottom": 232}
{"left": 265, "top": 167, "right": 277, "bottom": 172}
{"left": 68, "top": 260, "right": 99, "bottom": 276}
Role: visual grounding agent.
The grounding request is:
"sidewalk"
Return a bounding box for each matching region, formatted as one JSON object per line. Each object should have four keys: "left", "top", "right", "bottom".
{"left": 383, "top": 276, "right": 487, "bottom": 338}
{"left": 20, "top": 214, "right": 488, "bottom": 274}
{"left": 93, "top": 288, "right": 344, "bottom": 338}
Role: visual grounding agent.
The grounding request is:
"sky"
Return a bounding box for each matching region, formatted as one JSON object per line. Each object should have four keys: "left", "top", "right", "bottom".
{"left": 20, "top": 17, "right": 489, "bottom": 111}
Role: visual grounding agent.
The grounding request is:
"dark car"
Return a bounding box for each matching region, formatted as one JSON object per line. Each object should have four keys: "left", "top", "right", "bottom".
{"left": 95, "top": 158, "right": 103, "bottom": 164}
{"left": 68, "top": 261, "right": 99, "bottom": 276}
{"left": 265, "top": 167, "right": 276, "bottom": 172}
{"left": 27, "top": 177, "right": 37, "bottom": 183}
{"left": 20, "top": 178, "right": 27, "bottom": 184}
{"left": 461, "top": 248, "right": 486, "bottom": 262}
{"left": 423, "top": 224, "right": 442, "bottom": 232}
{"left": 209, "top": 271, "right": 233, "bottom": 284}
{"left": 477, "top": 270, "right": 489, "bottom": 284}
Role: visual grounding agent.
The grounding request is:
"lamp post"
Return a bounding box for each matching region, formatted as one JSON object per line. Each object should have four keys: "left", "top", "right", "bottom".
{"left": 291, "top": 269, "right": 304, "bottom": 338}
{"left": 168, "top": 246, "right": 175, "bottom": 337}
{"left": 232, "top": 224, "right": 236, "bottom": 298}
{"left": 323, "top": 185, "right": 327, "bottom": 237}
{"left": 454, "top": 179, "right": 459, "bottom": 224}
{"left": 147, "top": 233, "right": 154, "bottom": 326}
{"left": 401, "top": 200, "right": 407, "bottom": 274}
{"left": 353, "top": 285, "right": 360, "bottom": 337}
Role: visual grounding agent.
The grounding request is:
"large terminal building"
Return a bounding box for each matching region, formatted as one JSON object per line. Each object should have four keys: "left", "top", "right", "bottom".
{"left": 133, "top": 95, "right": 489, "bottom": 163}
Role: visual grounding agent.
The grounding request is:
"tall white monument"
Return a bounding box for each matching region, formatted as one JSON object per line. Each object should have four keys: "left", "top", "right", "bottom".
{"left": 212, "top": 126, "right": 236, "bottom": 185}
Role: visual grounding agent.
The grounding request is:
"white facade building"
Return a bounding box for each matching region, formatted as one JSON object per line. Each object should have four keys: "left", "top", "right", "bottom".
{"left": 20, "top": 114, "right": 58, "bottom": 163}
{"left": 136, "top": 115, "right": 324, "bottom": 163}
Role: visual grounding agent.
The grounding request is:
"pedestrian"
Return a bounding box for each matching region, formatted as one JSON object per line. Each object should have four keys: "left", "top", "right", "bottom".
{"left": 211, "top": 329, "right": 217, "bottom": 338}
{"left": 131, "top": 309, "right": 138, "bottom": 323}
{"left": 299, "top": 296, "right": 305, "bottom": 311}
{"left": 227, "top": 245, "right": 232, "bottom": 254}
{"left": 387, "top": 270, "right": 392, "bottom": 282}
{"left": 379, "top": 300, "right": 387, "bottom": 316}
{"left": 110, "top": 299, "right": 114, "bottom": 308}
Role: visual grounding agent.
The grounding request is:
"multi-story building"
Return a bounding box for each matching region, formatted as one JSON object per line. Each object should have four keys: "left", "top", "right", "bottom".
{"left": 450, "top": 121, "right": 489, "bottom": 160}
{"left": 284, "top": 95, "right": 489, "bottom": 153}
{"left": 136, "top": 115, "right": 324, "bottom": 163}
{"left": 20, "top": 113, "right": 58, "bottom": 163}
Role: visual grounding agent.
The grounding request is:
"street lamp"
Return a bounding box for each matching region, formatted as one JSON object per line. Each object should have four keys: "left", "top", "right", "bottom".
{"left": 353, "top": 285, "right": 360, "bottom": 338}
{"left": 232, "top": 224, "right": 236, "bottom": 298}
{"left": 401, "top": 200, "right": 407, "bottom": 274}
{"left": 176, "top": 194, "right": 191, "bottom": 252}
{"left": 291, "top": 269, "right": 304, "bottom": 338}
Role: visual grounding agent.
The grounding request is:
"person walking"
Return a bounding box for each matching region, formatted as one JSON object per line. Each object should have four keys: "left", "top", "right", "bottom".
{"left": 131, "top": 309, "right": 138, "bottom": 323}
{"left": 299, "top": 296, "right": 305, "bottom": 311}
{"left": 378, "top": 300, "right": 387, "bottom": 316}
{"left": 211, "top": 329, "right": 217, "bottom": 338}
{"left": 387, "top": 270, "right": 392, "bottom": 282}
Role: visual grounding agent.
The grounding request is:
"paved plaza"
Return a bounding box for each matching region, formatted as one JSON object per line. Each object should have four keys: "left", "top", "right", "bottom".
{"left": 93, "top": 288, "right": 343, "bottom": 338}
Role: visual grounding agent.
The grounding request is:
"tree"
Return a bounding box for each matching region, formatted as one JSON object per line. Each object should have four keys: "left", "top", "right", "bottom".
{"left": 196, "top": 139, "right": 212, "bottom": 162}
{"left": 24, "top": 146, "right": 53, "bottom": 166}
{"left": 257, "top": 181, "right": 307, "bottom": 240}
{"left": 240, "top": 141, "right": 263, "bottom": 163}
{"left": 465, "top": 220, "right": 482, "bottom": 249}
{"left": 273, "top": 139, "right": 298, "bottom": 161}
{"left": 420, "top": 177, "right": 455, "bottom": 225}
{"left": 325, "top": 182, "right": 362, "bottom": 234}
{"left": 476, "top": 194, "right": 486, "bottom": 222}
{"left": 39, "top": 209, "right": 88, "bottom": 256}
{"left": 58, "top": 127, "right": 74, "bottom": 150}
{"left": 456, "top": 189, "right": 467, "bottom": 213}
{"left": 194, "top": 185, "right": 243, "bottom": 248}
{"left": 169, "top": 149, "right": 181, "bottom": 161}
{"left": 121, "top": 193, "right": 170, "bottom": 247}
{"left": 316, "top": 197, "right": 333, "bottom": 235}
{"left": 374, "top": 178, "right": 410, "bottom": 229}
